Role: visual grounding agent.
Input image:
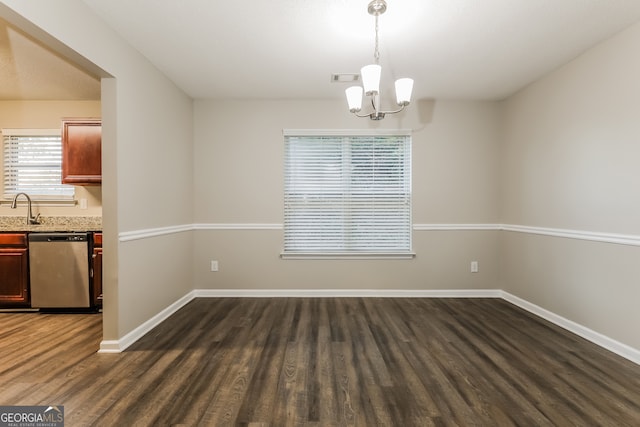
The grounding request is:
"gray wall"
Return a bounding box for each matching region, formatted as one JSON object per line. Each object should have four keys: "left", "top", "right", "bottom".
{"left": 500, "top": 22, "right": 640, "bottom": 350}
{"left": 192, "top": 99, "right": 502, "bottom": 290}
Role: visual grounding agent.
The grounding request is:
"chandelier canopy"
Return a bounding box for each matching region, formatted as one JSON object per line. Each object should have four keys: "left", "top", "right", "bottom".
{"left": 346, "top": 0, "right": 414, "bottom": 120}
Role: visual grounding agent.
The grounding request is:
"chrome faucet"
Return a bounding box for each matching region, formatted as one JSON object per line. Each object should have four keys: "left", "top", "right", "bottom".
{"left": 10, "top": 193, "right": 41, "bottom": 225}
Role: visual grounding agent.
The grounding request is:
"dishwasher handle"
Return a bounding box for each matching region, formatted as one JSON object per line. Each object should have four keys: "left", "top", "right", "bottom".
{"left": 48, "top": 235, "right": 73, "bottom": 241}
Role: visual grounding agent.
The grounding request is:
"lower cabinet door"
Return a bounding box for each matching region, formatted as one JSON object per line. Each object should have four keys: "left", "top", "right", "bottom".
{"left": 0, "top": 248, "right": 29, "bottom": 307}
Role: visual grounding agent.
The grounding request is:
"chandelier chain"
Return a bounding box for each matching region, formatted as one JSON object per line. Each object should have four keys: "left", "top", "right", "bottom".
{"left": 374, "top": 13, "right": 380, "bottom": 64}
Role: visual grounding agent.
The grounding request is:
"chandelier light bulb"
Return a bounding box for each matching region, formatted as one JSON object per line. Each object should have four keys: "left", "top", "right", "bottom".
{"left": 345, "top": 86, "right": 363, "bottom": 112}
{"left": 395, "top": 78, "right": 414, "bottom": 106}
{"left": 361, "top": 64, "right": 381, "bottom": 96}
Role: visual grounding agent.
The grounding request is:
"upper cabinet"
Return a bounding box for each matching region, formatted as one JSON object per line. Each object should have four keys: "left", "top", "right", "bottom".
{"left": 62, "top": 119, "right": 102, "bottom": 185}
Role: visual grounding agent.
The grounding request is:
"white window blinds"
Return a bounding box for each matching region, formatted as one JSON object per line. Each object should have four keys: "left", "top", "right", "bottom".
{"left": 283, "top": 131, "right": 412, "bottom": 255}
{"left": 2, "top": 129, "right": 74, "bottom": 200}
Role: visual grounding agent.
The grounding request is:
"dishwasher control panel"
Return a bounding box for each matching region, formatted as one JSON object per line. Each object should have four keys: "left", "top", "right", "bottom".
{"left": 29, "top": 232, "right": 89, "bottom": 243}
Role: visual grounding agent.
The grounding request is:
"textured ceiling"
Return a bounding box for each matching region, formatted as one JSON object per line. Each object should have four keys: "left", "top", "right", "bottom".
{"left": 0, "top": 17, "right": 100, "bottom": 100}
{"left": 81, "top": 0, "right": 640, "bottom": 101}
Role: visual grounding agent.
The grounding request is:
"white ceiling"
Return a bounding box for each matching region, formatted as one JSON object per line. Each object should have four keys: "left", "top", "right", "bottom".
{"left": 4, "top": 1, "right": 640, "bottom": 101}
{"left": 80, "top": 0, "right": 640, "bottom": 101}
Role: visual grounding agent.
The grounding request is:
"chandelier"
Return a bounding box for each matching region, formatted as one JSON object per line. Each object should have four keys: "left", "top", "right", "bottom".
{"left": 346, "top": 0, "right": 414, "bottom": 120}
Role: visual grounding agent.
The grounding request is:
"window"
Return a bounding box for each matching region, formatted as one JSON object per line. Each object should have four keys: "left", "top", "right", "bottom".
{"left": 283, "top": 130, "right": 412, "bottom": 258}
{"left": 2, "top": 129, "right": 74, "bottom": 201}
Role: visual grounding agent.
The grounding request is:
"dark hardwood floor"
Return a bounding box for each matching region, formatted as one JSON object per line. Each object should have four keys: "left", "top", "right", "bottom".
{"left": 1, "top": 298, "right": 639, "bottom": 426}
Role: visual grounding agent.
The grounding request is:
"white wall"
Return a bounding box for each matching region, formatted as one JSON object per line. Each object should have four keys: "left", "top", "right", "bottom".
{"left": 193, "top": 99, "right": 502, "bottom": 291}
{"left": 0, "top": 0, "right": 194, "bottom": 343}
{"left": 500, "top": 22, "right": 640, "bottom": 350}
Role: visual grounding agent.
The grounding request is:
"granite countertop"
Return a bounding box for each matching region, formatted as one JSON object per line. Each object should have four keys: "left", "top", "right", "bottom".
{"left": 0, "top": 216, "right": 102, "bottom": 232}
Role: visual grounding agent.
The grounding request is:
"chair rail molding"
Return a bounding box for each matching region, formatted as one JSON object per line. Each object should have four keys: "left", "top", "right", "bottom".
{"left": 117, "top": 222, "right": 640, "bottom": 248}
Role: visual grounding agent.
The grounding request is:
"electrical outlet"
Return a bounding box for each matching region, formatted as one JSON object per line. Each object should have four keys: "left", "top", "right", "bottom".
{"left": 210, "top": 260, "right": 219, "bottom": 272}
{"left": 470, "top": 261, "right": 479, "bottom": 273}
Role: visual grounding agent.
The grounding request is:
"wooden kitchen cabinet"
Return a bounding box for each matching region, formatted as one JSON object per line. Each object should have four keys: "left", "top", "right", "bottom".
{"left": 62, "top": 119, "right": 102, "bottom": 185}
{"left": 92, "top": 232, "right": 103, "bottom": 307}
{"left": 0, "top": 233, "right": 29, "bottom": 308}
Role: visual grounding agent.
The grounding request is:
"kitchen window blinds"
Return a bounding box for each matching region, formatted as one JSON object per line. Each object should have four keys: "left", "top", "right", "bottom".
{"left": 2, "top": 129, "right": 74, "bottom": 200}
{"left": 283, "top": 130, "right": 412, "bottom": 257}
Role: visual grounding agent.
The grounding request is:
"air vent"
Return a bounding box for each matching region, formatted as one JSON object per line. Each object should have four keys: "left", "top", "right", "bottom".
{"left": 331, "top": 73, "right": 360, "bottom": 83}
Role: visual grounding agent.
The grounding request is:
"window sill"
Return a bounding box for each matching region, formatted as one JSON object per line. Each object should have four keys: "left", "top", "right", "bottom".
{"left": 280, "top": 252, "right": 416, "bottom": 260}
{"left": 0, "top": 199, "right": 77, "bottom": 207}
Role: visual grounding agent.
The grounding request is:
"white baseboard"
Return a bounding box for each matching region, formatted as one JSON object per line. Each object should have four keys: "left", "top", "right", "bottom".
{"left": 99, "top": 288, "right": 640, "bottom": 365}
{"left": 194, "top": 288, "right": 501, "bottom": 298}
{"left": 500, "top": 291, "right": 640, "bottom": 365}
{"left": 98, "top": 291, "right": 197, "bottom": 353}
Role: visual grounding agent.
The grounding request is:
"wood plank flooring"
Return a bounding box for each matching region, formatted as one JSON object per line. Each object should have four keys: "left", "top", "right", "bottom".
{"left": 1, "top": 298, "right": 639, "bottom": 426}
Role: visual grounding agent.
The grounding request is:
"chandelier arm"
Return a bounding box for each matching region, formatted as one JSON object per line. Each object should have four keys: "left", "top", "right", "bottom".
{"left": 352, "top": 94, "right": 407, "bottom": 117}
{"left": 378, "top": 104, "right": 407, "bottom": 115}
{"left": 353, "top": 111, "right": 373, "bottom": 118}
{"left": 353, "top": 103, "right": 406, "bottom": 119}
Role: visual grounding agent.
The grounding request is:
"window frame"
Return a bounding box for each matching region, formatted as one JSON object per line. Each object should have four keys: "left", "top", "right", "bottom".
{"left": 282, "top": 129, "right": 414, "bottom": 260}
{"left": 2, "top": 128, "right": 75, "bottom": 204}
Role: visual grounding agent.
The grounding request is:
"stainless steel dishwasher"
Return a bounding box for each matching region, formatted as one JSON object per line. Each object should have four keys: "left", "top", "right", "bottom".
{"left": 28, "top": 232, "right": 91, "bottom": 308}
